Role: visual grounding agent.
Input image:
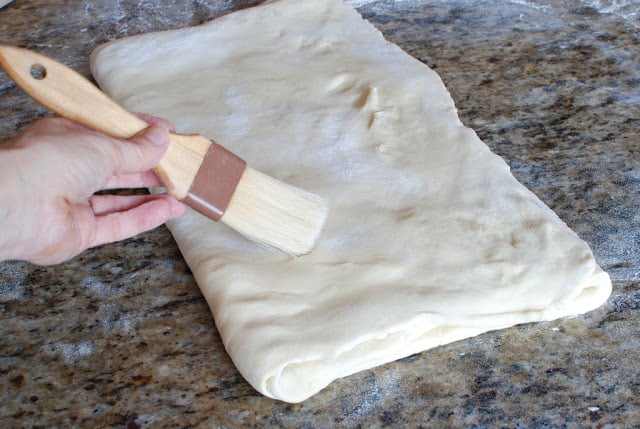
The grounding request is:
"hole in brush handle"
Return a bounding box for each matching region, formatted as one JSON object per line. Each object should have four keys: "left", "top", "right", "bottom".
{"left": 30, "top": 63, "right": 46, "bottom": 80}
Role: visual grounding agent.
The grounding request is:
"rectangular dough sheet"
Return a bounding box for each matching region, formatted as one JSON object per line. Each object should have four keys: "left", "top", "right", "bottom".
{"left": 90, "top": 0, "right": 611, "bottom": 403}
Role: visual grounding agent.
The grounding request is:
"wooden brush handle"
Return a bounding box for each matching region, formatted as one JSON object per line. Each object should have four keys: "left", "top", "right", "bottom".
{"left": 0, "top": 45, "right": 209, "bottom": 199}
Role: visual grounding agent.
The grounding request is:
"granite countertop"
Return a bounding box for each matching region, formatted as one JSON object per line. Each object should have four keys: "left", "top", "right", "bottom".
{"left": 0, "top": 0, "right": 638, "bottom": 427}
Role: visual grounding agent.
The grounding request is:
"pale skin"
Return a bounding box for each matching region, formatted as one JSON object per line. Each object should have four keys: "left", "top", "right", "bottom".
{"left": 0, "top": 114, "right": 187, "bottom": 265}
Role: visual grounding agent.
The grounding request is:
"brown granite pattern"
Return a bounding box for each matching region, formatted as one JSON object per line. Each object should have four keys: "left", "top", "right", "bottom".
{"left": 0, "top": 0, "right": 638, "bottom": 427}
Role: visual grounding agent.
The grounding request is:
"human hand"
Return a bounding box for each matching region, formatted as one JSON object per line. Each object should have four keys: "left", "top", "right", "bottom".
{"left": 0, "top": 115, "right": 187, "bottom": 265}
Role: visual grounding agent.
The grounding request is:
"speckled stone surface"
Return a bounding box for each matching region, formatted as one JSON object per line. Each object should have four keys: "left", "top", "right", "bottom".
{"left": 0, "top": 1, "right": 638, "bottom": 427}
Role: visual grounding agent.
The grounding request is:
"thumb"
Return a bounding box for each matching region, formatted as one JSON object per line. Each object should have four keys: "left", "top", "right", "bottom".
{"left": 106, "top": 122, "right": 172, "bottom": 175}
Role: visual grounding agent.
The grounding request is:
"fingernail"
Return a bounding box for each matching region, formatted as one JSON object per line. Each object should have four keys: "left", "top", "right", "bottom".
{"left": 145, "top": 124, "right": 171, "bottom": 146}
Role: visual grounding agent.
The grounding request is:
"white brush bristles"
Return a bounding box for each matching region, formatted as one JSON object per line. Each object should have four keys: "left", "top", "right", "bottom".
{"left": 222, "top": 168, "right": 328, "bottom": 255}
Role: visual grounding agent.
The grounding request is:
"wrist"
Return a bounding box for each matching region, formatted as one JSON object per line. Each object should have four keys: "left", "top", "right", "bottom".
{"left": 0, "top": 146, "right": 26, "bottom": 262}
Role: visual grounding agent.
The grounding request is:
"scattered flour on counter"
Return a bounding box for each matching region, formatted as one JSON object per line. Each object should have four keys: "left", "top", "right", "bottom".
{"left": 347, "top": 0, "right": 637, "bottom": 28}
{"left": 43, "top": 340, "right": 95, "bottom": 364}
{"left": 0, "top": 282, "right": 25, "bottom": 302}
{"left": 95, "top": 301, "right": 135, "bottom": 333}
{"left": 345, "top": 0, "right": 379, "bottom": 6}
{"left": 82, "top": 276, "right": 110, "bottom": 297}
{"left": 347, "top": 0, "right": 550, "bottom": 9}
{"left": 0, "top": 261, "right": 28, "bottom": 302}
{"left": 0, "top": 277, "right": 26, "bottom": 302}
{"left": 508, "top": 0, "right": 551, "bottom": 11}
{"left": 80, "top": 277, "right": 137, "bottom": 332}
{"left": 581, "top": 0, "right": 639, "bottom": 27}
{"left": 346, "top": 0, "right": 413, "bottom": 6}
{"left": 59, "top": 341, "right": 95, "bottom": 364}
{"left": 583, "top": 0, "right": 638, "bottom": 15}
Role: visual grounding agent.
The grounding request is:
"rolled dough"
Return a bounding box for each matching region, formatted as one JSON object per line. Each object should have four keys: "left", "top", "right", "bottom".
{"left": 90, "top": 0, "right": 611, "bottom": 402}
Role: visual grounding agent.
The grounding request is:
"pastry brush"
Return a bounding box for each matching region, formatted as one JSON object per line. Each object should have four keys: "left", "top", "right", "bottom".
{"left": 0, "top": 45, "right": 328, "bottom": 255}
